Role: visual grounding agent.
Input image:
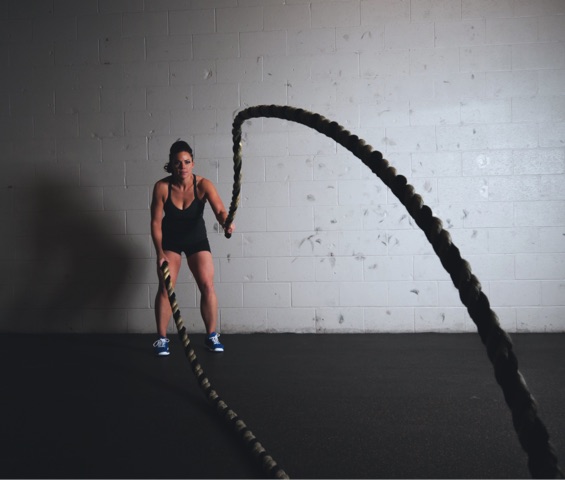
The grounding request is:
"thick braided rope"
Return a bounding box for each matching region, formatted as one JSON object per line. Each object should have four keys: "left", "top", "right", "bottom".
{"left": 224, "top": 104, "right": 563, "bottom": 479}
{"left": 159, "top": 261, "right": 289, "bottom": 479}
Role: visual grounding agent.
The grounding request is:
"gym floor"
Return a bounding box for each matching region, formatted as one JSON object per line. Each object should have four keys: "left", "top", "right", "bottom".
{"left": 1, "top": 333, "right": 564, "bottom": 479}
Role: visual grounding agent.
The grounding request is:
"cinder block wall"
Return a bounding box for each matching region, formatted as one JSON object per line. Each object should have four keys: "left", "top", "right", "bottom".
{"left": 1, "top": 0, "right": 564, "bottom": 334}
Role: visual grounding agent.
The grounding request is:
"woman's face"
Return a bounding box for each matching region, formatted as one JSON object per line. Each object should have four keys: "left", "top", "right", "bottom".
{"left": 172, "top": 151, "right": 193, "bottom": 180}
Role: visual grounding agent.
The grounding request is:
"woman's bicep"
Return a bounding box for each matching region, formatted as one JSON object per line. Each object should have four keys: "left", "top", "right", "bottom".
{"left": 203, "top": 179, "right": 226, "bottom": 214}
{"left": 150, "top": 183, "right": 166, "bottom": 220}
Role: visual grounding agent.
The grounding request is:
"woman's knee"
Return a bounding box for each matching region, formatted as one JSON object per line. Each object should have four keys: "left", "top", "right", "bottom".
{"left": 199, "top": 279, "right": 215, "bottom": 297}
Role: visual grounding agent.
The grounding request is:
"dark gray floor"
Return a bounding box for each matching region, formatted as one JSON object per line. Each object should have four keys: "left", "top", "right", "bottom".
{"left": 1, "top": 333, "right": 564, "bottom": 479}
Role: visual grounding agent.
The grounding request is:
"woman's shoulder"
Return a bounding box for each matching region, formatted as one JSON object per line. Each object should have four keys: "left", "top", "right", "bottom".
{"left": 195, "top": 176, "right": 217, "bottom": 199}
{"left": 153, "top": 176, "right": 172, "bottom": 193}
{"left": 195, "top": 175, "right": 214, "bottom": 188}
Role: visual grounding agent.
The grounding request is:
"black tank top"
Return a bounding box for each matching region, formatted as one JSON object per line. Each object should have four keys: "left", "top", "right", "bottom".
{"left": 162, "top": 175, "right": 207, "bottom": 245}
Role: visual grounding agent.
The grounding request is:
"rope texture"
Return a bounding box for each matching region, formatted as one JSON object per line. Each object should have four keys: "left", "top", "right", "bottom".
{"left": 160, "top": 261, "right": 289, "bottom": 479}
{"left": 224, "top": 104, "right": 563, "bottom": 479}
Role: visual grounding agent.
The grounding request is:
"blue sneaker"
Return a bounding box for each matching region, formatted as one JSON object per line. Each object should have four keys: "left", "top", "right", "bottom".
{"left": 205, "top": 332, "right": 224, "bottom": 352}
{"left": 153, "top": 337, "right": 170, "bottom": 356}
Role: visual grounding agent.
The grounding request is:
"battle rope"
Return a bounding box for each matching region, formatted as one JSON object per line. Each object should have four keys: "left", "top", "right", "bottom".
{"left": 159, "top": 261, "right": 289, "bottom": 479}
{"left": 223, "top": 104, "right": 563, "bottom": 479}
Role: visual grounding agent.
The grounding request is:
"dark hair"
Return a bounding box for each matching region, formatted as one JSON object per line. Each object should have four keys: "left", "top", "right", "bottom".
{"left": 164, "top": 139, "right": 193, "bottom": 173}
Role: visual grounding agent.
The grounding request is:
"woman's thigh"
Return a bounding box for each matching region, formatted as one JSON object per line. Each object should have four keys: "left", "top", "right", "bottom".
{"left": 186, "top": 250, "right": 215, "bottom": 291}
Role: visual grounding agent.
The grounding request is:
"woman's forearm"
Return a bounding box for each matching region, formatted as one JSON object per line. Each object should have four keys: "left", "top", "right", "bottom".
{"left": 215, "top": 210, "right": 228, "bottom": 227}
{"left": 151, "top": 220, "right": 165, "bottom": 257}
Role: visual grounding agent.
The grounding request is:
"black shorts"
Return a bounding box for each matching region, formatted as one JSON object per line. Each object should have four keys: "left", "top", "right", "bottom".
{"left": 162, "top": 237, "right": 211, "bottom": 257}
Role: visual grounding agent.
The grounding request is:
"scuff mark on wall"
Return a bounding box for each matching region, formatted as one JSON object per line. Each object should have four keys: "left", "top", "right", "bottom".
{"left": 299, "top": 234, "right": 322, "bottom": 251}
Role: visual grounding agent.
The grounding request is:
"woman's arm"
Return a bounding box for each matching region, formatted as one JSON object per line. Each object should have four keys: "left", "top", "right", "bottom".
{"left": 150, "top": 181, "right": 168, "bottom": 265}
{"left": 201, "top": 177, "right": 235, "bottom": 235}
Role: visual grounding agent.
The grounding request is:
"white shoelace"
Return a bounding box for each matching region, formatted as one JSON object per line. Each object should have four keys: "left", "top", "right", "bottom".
{"left": 153, "top": 338, "right": 169, "bottom": 348}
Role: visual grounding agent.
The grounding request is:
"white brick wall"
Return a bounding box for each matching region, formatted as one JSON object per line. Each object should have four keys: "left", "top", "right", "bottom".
{"left": 1, "top": 0, "right": 564, "bottom": 334}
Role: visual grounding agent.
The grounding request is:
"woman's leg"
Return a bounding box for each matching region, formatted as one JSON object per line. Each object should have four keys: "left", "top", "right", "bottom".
{"left": 155, "top": 251, "right": 182, "bottom": 337}
{"left": 187, "top": 250, "right": 218, "bottom": 334}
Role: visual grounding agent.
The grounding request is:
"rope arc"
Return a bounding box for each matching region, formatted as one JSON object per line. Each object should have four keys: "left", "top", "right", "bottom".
{"left": 223, "top": 104, "right": 563, "bottom": 479}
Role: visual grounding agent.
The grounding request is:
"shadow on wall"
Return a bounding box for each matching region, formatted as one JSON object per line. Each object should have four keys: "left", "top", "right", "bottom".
{"left": 1, "top": 174, "right": 140, "bottom": 333}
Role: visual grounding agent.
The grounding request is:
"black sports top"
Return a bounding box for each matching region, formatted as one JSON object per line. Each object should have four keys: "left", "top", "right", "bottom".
{"left": 162, "top": 175, "right": 207, "bottom": 246}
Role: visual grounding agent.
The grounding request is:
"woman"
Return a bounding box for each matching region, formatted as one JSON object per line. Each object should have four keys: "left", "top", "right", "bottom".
{"left": 150, "top": 140, "right": 234, "bottom": 356}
